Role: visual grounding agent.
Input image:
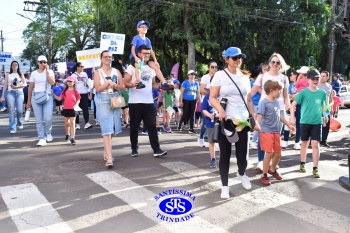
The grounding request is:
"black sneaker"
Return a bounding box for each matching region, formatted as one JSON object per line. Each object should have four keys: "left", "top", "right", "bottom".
{"left": 154, "top": 148, "right": 167, "bottom": 157}
{"left": 160, "top": 83, "right": 174, "bottom": 90}
{"left": 136, "top": 82, "right": 146, "bottom": 89}
{"left": 320, "top": 141, "right": 330, "bottom": 147}
{"left": 64, "top": 135, "right": 70, "bottom": 141}
{"left": 131, "top": 148, "right": 139, "bottom": 157}
{"left": 177, "top": 126, "right": 182, "bottom": 131}
{"left": 70, "top": 138, "right": 76, "bottom": 145}
{"left": 188, "top": 129, "right": 197, "bottom": 134}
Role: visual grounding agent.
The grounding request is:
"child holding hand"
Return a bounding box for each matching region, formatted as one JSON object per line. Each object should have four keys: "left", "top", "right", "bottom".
{"left": 52, "top": 76, "right": 81, "bottom": 145}
{"left": 255, "top": 79, "right": 295, "bottom": 185}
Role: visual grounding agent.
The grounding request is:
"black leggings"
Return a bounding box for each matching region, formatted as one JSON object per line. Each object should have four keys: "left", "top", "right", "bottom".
{"left": 219, "top": 127, "right": 249, "bottom": 186}
{"left": 76, "top": 93, "right": 89, "bottom": 124}
{"left": 178, "top": 99, "right": 196, "bottom": 130}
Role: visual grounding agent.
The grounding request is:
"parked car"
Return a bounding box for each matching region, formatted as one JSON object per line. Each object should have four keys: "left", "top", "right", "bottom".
{"left": 339, "top": 85, "right": 350, "bottom": 106}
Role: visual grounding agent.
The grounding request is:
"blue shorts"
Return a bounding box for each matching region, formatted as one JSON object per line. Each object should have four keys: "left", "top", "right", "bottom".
{"left": 95, "top": 92, "right": 122, "bottom": 136}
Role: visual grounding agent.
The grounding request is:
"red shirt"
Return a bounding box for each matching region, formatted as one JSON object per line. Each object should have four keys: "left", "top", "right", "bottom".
{"left": 60, "top": 89, "right": 81, "bottom": 109}
{"left": 332, "top": 96, "right": 342, "bottom": 112}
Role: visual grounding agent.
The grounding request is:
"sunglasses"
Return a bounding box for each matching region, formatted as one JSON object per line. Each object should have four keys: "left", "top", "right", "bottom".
{"left": 189, "top": 73, "right": 196, "bottom": 76}
{"left": 67, "top": 80, "right": 73, "bottom": 83}
{"left": 39, "top": 61, "right": 47, "bottom": 64}
{"left": 229, "top": 56, "right": 242, "bottom": 61}
{"left": 79, "top": 66, "right": 84, "bottom": 68}
{"left": 310, "top": 78, "right": 319, "bottom": 81}
{"left": 270, "top": 61, "right": 281, "bottom": 65}
{"left": 210, "top": 66, "right": 218, "bottom": 69}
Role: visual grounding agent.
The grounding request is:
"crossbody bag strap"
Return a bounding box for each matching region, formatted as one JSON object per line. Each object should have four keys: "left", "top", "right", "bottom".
{"left": 223, "top": 69, "right": 252, "bottom": 116}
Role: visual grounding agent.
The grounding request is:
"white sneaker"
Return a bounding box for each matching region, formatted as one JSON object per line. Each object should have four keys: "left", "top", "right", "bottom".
{"left": 76, "top": 124, "right": 81, "bottom": 130}
{"left": 214, "top": 143, "right": 220, "bottom": 152}
{"left": 10, "top": 130, "right": 16, "bottom": 134}
{"left": 237, "top": 172, "right": 252, "bottom": 190}
{"left": 18, "top": 125, "right": 24, "bottom": 129}
{"left": 84, "top": 122, "right": 93, "bottom": 129}
{"left": 220, "top": 186, "right": 230, "bottom": 199}
{"left": 250, "top": 141, "right": 257, "bottom": 149}
{"left": 294, "top": 142, "right": 301, "bottom": 150}
{"left": 46, "top": 134, "right": 53, "bottom": 142}
{"left": 256, "top": 161, "right": 263, "bottom": 171}
{"left": 37, "top": 139, "right": 47, "bottom": 146}
{"left": 198, "top": 138, "right": 205, "bottom": 147}
{"left": 281, "top": 140, "right": 288, "bottom": 148}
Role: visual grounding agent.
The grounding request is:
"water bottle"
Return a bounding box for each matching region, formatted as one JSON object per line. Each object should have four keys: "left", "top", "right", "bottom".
{"left": 220, "top": 98, "right": 228, "bottom": 110}
{"left": 323, "top": 117, "right": 327, "bottom": 127}
{"left": 213, "top": 118, "right": 220, "bottom": 143}
{"left": 24, "top": 108, "right": 31, "bottom": 122}
{"left": 284, "top": 114, "right": 291, "bottom": 131}
{"left": 112, "top": 75, "right": 117, "bottom": 83}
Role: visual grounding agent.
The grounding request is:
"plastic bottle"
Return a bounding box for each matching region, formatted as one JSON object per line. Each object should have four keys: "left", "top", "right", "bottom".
{"left": 213, "top": 119, "right": 220, "bottom": 143}
{"left": 24, "top": 108, "right": 31, "bottom": 122}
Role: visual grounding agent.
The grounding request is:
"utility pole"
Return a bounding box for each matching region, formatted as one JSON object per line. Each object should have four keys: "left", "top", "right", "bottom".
{"left": 23, "top": 0, "right": 52, "bottom": 65}
{"left": 327, "top": 0, "right": 337, "bottom": 80}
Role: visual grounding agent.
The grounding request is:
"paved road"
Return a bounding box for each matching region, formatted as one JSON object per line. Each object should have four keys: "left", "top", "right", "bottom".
{"left": 0, "top": 109, "right": 349, "bottom": 233}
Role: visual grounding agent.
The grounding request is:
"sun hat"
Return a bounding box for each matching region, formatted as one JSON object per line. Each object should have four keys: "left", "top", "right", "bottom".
{"left": 220, "top": 120, "right": 239, "bottom": 143}
{"left": 187, "top": 70, "right": 196, "bottom": 75}
{"left": 296, "top": 66, "right": 309, "bottom": 74}
{"left": 137, "top": 20, "right": 150, "bottom": 28}
{"left": 37, "top": 55, "right": 47, "bottom": 62}
{"left": 224, "top": 47, "right": 246, "bottom": 59}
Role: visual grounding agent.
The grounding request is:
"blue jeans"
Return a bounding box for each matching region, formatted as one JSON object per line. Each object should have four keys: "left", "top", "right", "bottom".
{"left": 0, "top": 89, "right": 7, "bottom": 108}
{"left": 31, "top": 93, "right": 53, "bottom": 139}
{"left": 199, "top": 112, "right": 206, "bottom": 139}
{"left": 252, "top": 105, "right": 259, "bottom": 142}
{"left": 6, "top": 90, "right": 24, "bottom": 131}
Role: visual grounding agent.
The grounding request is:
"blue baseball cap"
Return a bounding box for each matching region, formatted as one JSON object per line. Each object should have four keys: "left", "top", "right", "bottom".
{"left": 224, "top": 47, "right": 246, "bottom": 59}
{"left": 173, "top": 80, "right": 181, "bottom": 85}
{"left": 137, "top": 20, "right": 150, "bottom": 29}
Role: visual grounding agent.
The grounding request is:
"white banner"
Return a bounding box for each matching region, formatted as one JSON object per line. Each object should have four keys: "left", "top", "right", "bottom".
{"left": 76, "top": 48, "right": 101, "bottom": 68}
{"left": 0, "top": 52, "right": 12, "bottom": 65}
{"left": 100, "top": 32, "right": 125, "bottom": 54}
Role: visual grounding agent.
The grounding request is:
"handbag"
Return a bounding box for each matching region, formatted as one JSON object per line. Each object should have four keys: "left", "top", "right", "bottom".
{"left": 34, "top": 73, "right": 49, "bottom": 105}
{"left": 110, "top": 95, "right": 125, "bottom": 109}
{"left": 223, "top": 70, "right": 255, "bottom": 132}
{"left": 34, "top": 91, "right": 49, "bottom": 105}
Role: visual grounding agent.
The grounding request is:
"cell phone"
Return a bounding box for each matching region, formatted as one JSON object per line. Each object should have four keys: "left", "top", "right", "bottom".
{"left": 105, "top": 76, "right": 111, "bottom": 80}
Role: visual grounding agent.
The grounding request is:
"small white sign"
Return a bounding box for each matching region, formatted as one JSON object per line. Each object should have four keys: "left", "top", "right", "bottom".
{"left": 100, "top": 32, "right": 125, "bottom": 54}
{"left": 76, "top": 48, "right": 101, "bottom": 68}
{"left": 0, "top": 52, "right": 12, "bottom": 65}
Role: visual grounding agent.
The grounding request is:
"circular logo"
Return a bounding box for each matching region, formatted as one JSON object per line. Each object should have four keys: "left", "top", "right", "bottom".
{"left": 159, "top": 197, "right": 192, "bottom": 215}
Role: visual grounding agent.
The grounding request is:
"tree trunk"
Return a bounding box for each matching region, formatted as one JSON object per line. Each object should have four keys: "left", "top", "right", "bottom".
{"left": 184, "top": 1, "right": 195, "bottom": 71}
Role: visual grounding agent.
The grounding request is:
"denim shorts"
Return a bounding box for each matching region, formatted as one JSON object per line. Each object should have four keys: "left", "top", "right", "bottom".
{"left": 95, "top": 92, "right": 122, "bottom": 136}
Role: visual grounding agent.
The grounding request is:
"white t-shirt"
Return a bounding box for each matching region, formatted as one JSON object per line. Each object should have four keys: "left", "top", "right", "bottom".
{"left": 211, "top": 69, "right": 251, "bottom": 120}
{"left": 7, "top": 73, "right": 23, "bottom": 91}
{"left": 71, "top": 72, "right": 89, "bottom": 94}
{"left": 97, "top": 68, "right": 119, "bottom": 94}
{"left": 126, "top": 64, "right": 155, "bottom": 104}
{"left": 255, "top": 72, "right": 289, "bottom": 110}
{"left": 201, "top": 73, "right": 213, "bottom": 90}
{"left": 30, "top": 70, "right": 54, "bottom": 93}
{"left": 174, "top": 88, "right": 180, "bottom": 106}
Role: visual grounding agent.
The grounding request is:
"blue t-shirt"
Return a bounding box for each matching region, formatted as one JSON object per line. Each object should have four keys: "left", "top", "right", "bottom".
{"left": 52, "top": 85, "right": 64, "bottom": 97}
{"left": 182, "top": 80, "right": 199, "bottom": 101}
{"left": 331, "top": 80, "right": 342, "bottom": 96}
{"left": 129, "top": 35, "right": 152, "bottom": 59}
{"left": 289, "top": 83, "right": 296, "bottom": 95}
{"left": 250, "top": 79, "right": 261, "bottom": 106}
{"left": 201, "top": 93, "right": 214, "bottom": 128}
{"left": 152, "top": 88, "right": 159, "bottom": 108}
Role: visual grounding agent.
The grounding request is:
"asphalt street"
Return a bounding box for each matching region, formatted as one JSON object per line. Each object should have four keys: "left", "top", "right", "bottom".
{"left": 0, "top": 108, "right": 349, "bottom": 233}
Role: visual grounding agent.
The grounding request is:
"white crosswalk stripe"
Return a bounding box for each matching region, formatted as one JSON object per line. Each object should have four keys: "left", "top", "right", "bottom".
{"left": 0, "top": 159, "right": 349, "bottom": 233}
{"left": 0, "top": 183, "right": 74, "bottom": 233}
{"left": 86, "top": 171, "right": 228, "bottom": 233}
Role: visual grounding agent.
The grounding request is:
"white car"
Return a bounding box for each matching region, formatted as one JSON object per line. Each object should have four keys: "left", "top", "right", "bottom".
{"left": 339, "top": 85, "right": 350, "bottom": 106}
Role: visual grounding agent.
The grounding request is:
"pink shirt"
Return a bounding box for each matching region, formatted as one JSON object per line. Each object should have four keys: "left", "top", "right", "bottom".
{"left": 296, "top": 78, "right": 309, "bottom": 93}
{"left": 60, "top": 89, "right": 81, "bottom": 109}
{"left": 332, "top": 96, "right": 342, "bottom": 112}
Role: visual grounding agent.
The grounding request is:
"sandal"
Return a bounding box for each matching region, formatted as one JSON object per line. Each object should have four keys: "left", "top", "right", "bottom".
{"left": 105, "top": 159, "right": 113, "bottom": 167}
{"left": 104, "top": 155, "right": 115, "bottom": 162}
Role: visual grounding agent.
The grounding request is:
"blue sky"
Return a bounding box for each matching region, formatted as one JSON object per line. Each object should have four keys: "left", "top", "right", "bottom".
{"left": 0, "top": 0, "right": 32, "bottom": 56}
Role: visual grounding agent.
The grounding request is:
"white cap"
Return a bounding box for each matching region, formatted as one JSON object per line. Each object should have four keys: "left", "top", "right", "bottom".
{"left": 187, "top": 70, "right": 196, "bottom": 75}
{"left": 296, "top": 66, "right": 309, "bottom": 74}
{"left": 37, "top": 55, "right": 47, "bottom": 62}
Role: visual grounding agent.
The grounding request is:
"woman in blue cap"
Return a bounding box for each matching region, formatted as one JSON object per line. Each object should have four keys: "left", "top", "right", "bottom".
{"left": 209, "top": 47, "right": 256, "bottom": 198}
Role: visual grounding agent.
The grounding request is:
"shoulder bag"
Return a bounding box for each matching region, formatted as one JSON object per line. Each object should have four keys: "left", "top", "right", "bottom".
{"left": 223, "top": 70, "right": 255, "bottom": 132}
{"left": 34, "top": 73, "right": 49, "bottom": 105}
